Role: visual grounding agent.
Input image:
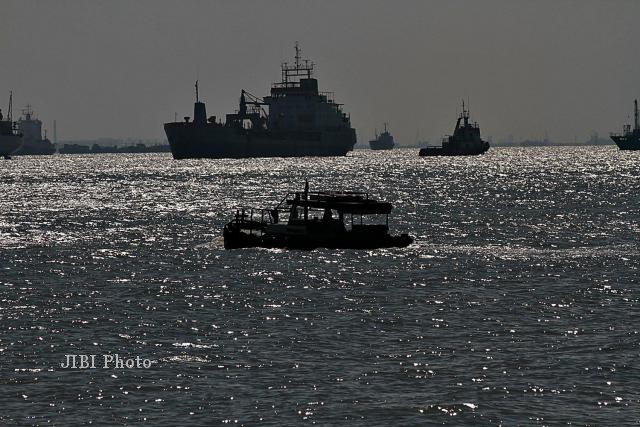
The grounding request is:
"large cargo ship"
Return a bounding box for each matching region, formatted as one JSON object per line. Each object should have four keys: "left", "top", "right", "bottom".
{"left": 610, "top": 99, "right": 640, "bottom": 150}
{"left": 15, "top": 105, "right": 55, "bottom": 155}
{"left": 164, "top": 44, "right": 356, "bottom": 159}
{"left": 419, "top": 101, "right": 489, "bottom": 156}
{"left": 0, "top": 92, "right": 23, "bottom": 159}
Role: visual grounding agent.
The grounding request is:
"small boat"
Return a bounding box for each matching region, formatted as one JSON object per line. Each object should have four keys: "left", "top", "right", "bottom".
{"left": 610, "top": 99, "right": 640, "bottom": 150}
{"left": 223, "top": 182, "right": 413, "bottom": 250}
{"left": 369, "top": 123, "right": 396, "bottom": 150}
{"left": 419, "top": 101, "right": 489, "bottom": 156}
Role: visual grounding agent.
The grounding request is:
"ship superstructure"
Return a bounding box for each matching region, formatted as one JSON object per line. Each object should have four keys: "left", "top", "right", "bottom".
{"left": 164, "top": 43, "right": 356, "bottom": 159}
{"left": 419, "top": 101, "right": 489, "bottom": 156}
{"left": 369, "top": 123, "right": 395, "bottom": 150}
{"left": 0, "top": 92, "right": 23, "bottom": 159}
{"left": 610, "top": 99, "right": 640, "bottom": 150}
{"left": 16, "top": 105, "right": 55, "bottom": 155}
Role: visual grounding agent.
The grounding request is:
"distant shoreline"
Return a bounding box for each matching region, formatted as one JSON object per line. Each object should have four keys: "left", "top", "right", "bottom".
{"left": 355, "top": 142, "right": 615, "bottom": 149}
{"left": 57, "top": 141, "right": 170, "bottom": 154}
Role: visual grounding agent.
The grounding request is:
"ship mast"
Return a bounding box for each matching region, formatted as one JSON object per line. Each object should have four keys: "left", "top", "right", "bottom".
{"left": 281, "top": 42, "right": 314, "bottom": 84}
{"left": 195, "top": 80, "right": 199, "bottom": 103}
{"left": 8, "top": 91, "right": 12, "bottom": 122}
{"left": 635, "top": 99, "right": 639, "bottom": 131}
{"left": 23, "top": 104, "right": 33, "bottom": 120}
{"left": 462, "top": 99, "right": 469, "bottom": 126}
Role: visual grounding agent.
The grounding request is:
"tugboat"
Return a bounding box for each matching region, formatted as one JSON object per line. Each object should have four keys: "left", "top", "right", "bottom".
{"left": 164, "top": 43, "right": 356, "bottom": 159}
{"left": 610, "top": 99, "right": 640, "bottom": 150}
{"left": 15, "top": 105, "right": 55, "bottom": 155}
{"left": 419, "top": 101, "right": 489, "bottom": 156}
{"left": 0, "top": 92, "right": 23, "bottom": 159}
{"left": 369, "top": 123, "right": 396, "bottom": 150}
{"left": 223, "top": 182, "right": 413, "bottom": 250}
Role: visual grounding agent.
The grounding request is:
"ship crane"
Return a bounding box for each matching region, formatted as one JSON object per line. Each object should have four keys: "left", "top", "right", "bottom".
{"left": 240, "top": 89, "right": 268, "bottom": 117}
{"left": 241, "top": 89, "right": 267, "bottom": 106}
{"left": 232, "top": 89, "right": 268, "bottom": 130}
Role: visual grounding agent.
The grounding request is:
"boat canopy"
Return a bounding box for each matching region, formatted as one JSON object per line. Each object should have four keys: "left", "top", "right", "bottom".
{"left": 286, "top": 192, "right": 393, "bottom": 215}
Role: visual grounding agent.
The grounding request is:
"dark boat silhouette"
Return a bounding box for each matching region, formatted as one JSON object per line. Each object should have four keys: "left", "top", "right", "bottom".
{"left": 223, "top": 182, "right": 413, "bottom": 250}
{"left": 419, "top": 101, "right": 489, "bottom": 156}
{"left": 369, "top": 123, "right": 395, "bottom": 150}
{"left": 0, "top": 92, "right": 23, "bottom": 159}
{"left": 610, "top": 99, "right": 640, "bottom": 150}
{"left": 164, "top": 43, "right": 356, "bottom": 159}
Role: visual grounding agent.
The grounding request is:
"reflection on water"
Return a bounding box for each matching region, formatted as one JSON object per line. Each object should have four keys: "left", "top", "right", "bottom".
{"left": 0, "top": 147, "right": 638, "bottom": 424}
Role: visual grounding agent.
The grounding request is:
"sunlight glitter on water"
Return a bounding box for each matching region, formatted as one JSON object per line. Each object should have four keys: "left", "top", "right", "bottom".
{"left": 0, "top": 147, "right": 638, "bottom": 424}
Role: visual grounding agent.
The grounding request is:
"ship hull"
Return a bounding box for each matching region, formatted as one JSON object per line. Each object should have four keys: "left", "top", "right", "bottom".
{"left": 611, "top": 135, "right": 640, "bottom": 150}
{"left": 419, "top": 144, "right": 489, "bottom": 156}
{"left": 15, "top": 141, "right": 56, "bottom": 155}
{"left": 0, "top": 135, "right": 22, "bottom": 157}
{"left": 164, "top": 123, "right": 356, "bottom": 159}
{"left": 369, "top": 140, "right": 394, "bottom": 150}
{"left": 224, "top": 223, "right": 413, "bottom": 250}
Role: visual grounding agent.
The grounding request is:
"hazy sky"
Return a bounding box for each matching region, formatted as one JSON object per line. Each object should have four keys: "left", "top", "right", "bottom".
{"left": 2, "top": 0, "right": 639, "bottom": 143}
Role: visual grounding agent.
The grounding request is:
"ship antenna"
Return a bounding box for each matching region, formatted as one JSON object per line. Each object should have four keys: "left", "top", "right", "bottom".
{"left": 195, "top": 80, "right": 199, "bottom": 103}
{"left": 635, "top": 99, "right": 639, "bottom": 131}
{"left": 462, "top": 98, "right": 470, "bottom": 122}
{"left": 8, "top": 91, "right": 12, "bottom": 122}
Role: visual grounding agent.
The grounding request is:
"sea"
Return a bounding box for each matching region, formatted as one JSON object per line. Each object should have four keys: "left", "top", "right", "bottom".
{"left": 0, "top": 147, "right": 638, "bottom": 425}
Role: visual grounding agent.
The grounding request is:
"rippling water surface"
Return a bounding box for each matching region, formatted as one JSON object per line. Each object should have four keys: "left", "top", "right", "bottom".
{"left": 0, "top": 147, "right": 638, "bottom": 425}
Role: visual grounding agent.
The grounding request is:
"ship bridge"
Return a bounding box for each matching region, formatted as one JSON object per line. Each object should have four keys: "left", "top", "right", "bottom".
{"left": 263, "top": 43, "right": 350, "bottom": 131}
{"left": 271, "top": 41, "right": 316, "bottom": 94}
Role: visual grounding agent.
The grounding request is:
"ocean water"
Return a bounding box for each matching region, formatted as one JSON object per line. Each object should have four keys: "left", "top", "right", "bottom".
{"left": 0, "top": 147, "right": 638, "bottom": 425}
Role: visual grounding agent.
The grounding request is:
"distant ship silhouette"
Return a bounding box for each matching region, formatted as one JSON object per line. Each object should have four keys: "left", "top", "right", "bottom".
{"left": 369, "top": 123, "right": 395, "bottom": 150}
{"left": 164, "top": 43, "right": 356, "bottom": 159}
{"left": 0, "top": 92, "right": 22, "bottom": 159}
{"left": 420, "top": 101, "right": 489, "bottom": 156}
{"left": 610, "top": 99, "right": 640, "bottom": 150}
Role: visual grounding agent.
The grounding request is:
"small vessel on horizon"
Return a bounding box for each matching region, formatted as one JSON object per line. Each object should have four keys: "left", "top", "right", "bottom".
{"left": 610, "top": 99, "right": 640, "bottom": 150}
{"left": 0, "top": 92, "right": 23, "bottom": 159}
{"left": 369, "top": 123, "right": 396, "bottom": 150}
{"left": 223, "top": 182, "right": 413, "bottom": 250}
{"left": 15, "top": 105, "right": 55, "bottom": 155}
{"left": 164, "top": 43, "right": 356, "bottom": 159}
{"left": 419, "top": 101, "right": 489, "bottom": 156}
